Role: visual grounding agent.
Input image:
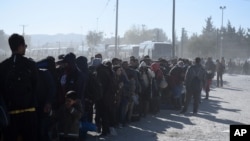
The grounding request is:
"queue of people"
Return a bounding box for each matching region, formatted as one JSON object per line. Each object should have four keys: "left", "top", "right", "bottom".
{"left": 1, "top": 33, "right": 224, "bottom": 141}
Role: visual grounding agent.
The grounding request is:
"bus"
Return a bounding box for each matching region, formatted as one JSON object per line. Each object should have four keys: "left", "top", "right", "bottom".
{"left": 139, "top": 41, "right": 172, "bottom": 60}
{"left": 105, "top": 44, "right": 139, "bottom": 60}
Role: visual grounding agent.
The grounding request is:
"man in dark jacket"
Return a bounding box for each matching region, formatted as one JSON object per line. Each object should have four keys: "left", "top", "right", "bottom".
{"left": 59, "top": 53, "right": 85, "bottom": 105}
{"left": 216, "top": 59, "right": 224, "bottom": 87}
{"left": 92, "top": 54, "right": 114, "bottom": 136}
{"left": 180, "top": 57, "right": 206, "bottom": 115}
{"left": 0, "top": 33, "right": 39, "bottom": 141}
{"left": 169, "top": 61, "right": 185, "bottom": 110}
{"left": 36, "top": 58, "right": 57, "bottom": 141}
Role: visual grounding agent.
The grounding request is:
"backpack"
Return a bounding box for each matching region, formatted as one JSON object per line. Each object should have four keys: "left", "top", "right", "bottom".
{"left": 190, "top": 69, "right": 201, "bottom": 92}
{"left": 4, "top": 56, "right": 33, "bottom": 109}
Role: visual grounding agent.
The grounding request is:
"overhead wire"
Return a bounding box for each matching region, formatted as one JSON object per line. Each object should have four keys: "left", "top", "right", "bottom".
{"left": 97, "top": 0, "right": 112, "bottom": 20}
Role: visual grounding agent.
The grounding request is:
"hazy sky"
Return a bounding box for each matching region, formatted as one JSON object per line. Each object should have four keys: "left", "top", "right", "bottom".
{"left": 0, "top": 0, "right": 249, "bottom": 39}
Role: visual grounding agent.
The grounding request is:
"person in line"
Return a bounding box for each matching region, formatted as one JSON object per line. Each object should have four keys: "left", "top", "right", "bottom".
{"left": 59, "top": 53, "right": 86, "bottom": 107}
{"left": 221, "top": 57, "right": 226, "bottom": 71}
{"left": 94, "top": 54, "right": 114, "bottom": 136}
{"left": 169, "top": 61, "right": 185, "bottom": 110}
{"left": 56, "top": 90, "right": 83, "bottom": 141}
{"left": 150, "top": 62, "right": 163, "bottom": 114}
{"left": 180, "top": 57, "right": 206, "bottom": 115}
{"left": 138, "top": 61, "right": 152, "bottom": 117}
{"left": 204, "top": 57, "right": 216, "bottom": 99}
{"left": 216, "top": 59, "right": 224, "bottom": 87}
{"left": 36, "top": 58, "right": 57, "bottom": 141}
{"left": 0, "top": 33, "right": 39, "bottom": 141}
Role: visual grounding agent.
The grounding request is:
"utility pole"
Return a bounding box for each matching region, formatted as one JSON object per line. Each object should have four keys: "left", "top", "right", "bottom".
{"left": 220, "top": 6, "right": 226, "bottom": 29}
{"left": 216, "top": 29, "right": 219, "bottom": 59}
{"left": 115, "top": 0, "right": 119, "bottom": 58}
{"left": 57, "top": 41, "right": 61, "bottom": 56}
{"left": 156, "top": 29, "right": 160, "bottom": 42}
{"left": 81, "top": 26, "right": 84, "bottom": 55}
{"left": 20, "top": 25, "right": 27, "bottom": 36}
{"left": 172, "top": 0, "right": 175, "bottom": 58}
{"left": 219, "top": 6, "right": 226, "bottom": 59}
{"left": 181, "top": 28, "right": 184, "bottom": 58}
{"left": 96, "top": 18, "right": 99, "bottom": 32}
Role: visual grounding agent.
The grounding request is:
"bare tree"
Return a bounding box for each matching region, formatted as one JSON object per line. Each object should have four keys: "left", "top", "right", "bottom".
{"left": 86, "top": 31, "right": 103, "bottom": 47}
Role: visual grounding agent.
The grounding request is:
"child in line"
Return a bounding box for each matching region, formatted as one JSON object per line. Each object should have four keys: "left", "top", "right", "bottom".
{"left": 56, "top": 90, "right": 83, "bottom": 141}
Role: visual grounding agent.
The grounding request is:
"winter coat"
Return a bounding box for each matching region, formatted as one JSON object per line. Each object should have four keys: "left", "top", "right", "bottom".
{"left": 185, "top": 64, "right": 206, "bottom": 91}
{"left": 56, "top": 100, "right": 83, "bottom": 135}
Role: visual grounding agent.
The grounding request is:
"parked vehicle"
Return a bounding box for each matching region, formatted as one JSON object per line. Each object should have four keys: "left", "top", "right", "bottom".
{"left": 139, "top": 41, "right": 173, "bottom": 60}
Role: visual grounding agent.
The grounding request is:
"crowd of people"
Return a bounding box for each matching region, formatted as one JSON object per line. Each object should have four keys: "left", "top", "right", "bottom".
{"left": 227, "top": 58, "right": 250, "bottom": 75}
{"left": 0, "top": 33, "right": 228, "bottom": 141}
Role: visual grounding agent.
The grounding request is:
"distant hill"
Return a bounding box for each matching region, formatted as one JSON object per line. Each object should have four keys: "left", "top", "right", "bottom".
{"left": 30, "top": 33, "right": 85, "bottom": 47}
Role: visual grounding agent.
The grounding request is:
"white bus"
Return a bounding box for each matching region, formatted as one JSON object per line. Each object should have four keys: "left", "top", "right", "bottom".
{"left": 105, "top": 44, "right": 139, "bottom": 59}
{"left": 139, "top": 41, "right": 172, "bottom": 60}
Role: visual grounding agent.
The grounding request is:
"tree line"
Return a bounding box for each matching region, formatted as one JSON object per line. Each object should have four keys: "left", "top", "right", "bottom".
{"left": 182, "top": 16, "right": 250, "bottom": 59}
{"left": 86, "top": 16, "right": 250, "bottom": 60}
